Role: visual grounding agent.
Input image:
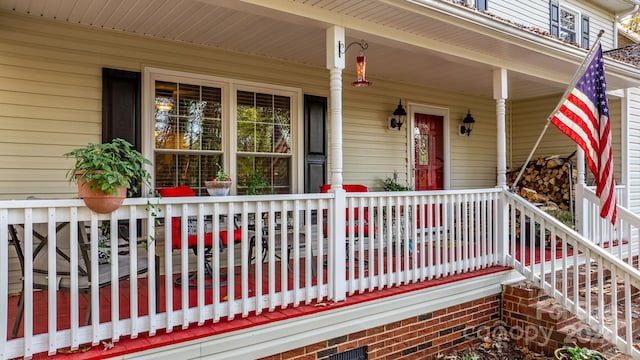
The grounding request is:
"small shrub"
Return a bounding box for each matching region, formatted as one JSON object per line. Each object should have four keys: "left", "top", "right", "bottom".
{"left": 382, "top": 171, "right": 411, "bottom": 191}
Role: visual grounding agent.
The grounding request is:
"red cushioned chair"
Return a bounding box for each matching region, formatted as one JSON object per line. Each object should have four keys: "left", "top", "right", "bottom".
{"left": 320, "top": 184, "right": 372, "bottom": 238}
{"left": 321, "top": 184, "right": 372, "bottom": 264}
{"left": 158, "top": 186, "right": 242, "bottom": 287}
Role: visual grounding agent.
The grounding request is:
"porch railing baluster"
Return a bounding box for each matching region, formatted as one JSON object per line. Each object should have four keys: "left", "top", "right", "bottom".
{"left": 2, "top": 188, "right": 555, "bottom": 359}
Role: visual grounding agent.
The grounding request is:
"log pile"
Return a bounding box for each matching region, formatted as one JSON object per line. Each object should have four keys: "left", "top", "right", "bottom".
{"left": 507, "top": 155, "right": 577, "bottom": 211}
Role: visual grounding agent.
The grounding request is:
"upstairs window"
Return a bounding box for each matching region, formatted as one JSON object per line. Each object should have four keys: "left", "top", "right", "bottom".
{"left": 550, "top": 1, "right": 589, "bottom": 48}
{"left": 454, "top": 0, "right": 488, "bottom": 10}
{"left": 559, "top": 7, "right": 577, "bottom": 43}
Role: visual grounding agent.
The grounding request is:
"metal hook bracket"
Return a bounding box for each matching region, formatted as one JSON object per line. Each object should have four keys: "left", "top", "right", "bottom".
{"left": 338, "top": 40, "right": 368, "bottom": 58}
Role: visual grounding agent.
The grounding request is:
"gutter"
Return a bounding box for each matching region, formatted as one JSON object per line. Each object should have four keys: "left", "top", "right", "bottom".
{"left": 239, "top": 0, "right": 640, "bottom": 82}
{"left": 386, "top": 0, "right": 640, "bottom": 80}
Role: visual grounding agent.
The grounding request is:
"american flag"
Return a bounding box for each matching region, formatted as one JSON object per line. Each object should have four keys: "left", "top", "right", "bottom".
{"left": 550, "top": 44, "right": 617, "bottom": 224}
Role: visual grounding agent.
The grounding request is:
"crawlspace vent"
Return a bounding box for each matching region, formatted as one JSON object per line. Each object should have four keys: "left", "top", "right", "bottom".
{"left": 329, "top": 346, "right": 367, "bottom": 360}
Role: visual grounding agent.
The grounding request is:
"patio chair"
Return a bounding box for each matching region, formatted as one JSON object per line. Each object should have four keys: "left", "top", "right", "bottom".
{"left": 8, "top": 220, "right": 156, "bottom": 338}
{"left": 248, "top": 212, "right": 317, "bottom": 277}
{"left": 157, "top": 186, "right": 243, "bottom": 287}
{"left": 320, "top": 184, "right": 372, "bottom": 263}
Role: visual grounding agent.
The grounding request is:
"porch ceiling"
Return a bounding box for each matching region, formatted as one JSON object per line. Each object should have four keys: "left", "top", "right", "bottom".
{"left": 2, "top": 0, "right": 640, "bottom": 100}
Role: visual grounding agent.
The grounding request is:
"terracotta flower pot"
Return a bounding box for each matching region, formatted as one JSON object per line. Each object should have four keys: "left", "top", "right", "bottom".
{"left": 77, "top": 176, "right": 127, "bottom": 214}
{"left": 205, "top": 180, "right": 232, "bottom": 196}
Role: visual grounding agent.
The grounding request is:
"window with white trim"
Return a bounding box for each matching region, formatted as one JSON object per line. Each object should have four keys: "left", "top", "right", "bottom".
{"left": 453, "top": 0, "right": 487, "bottom": 10}
{"left": 148, "top": 69, "right": 298, "bottom": 195}
{"left": 550, "top": 1, "right": 589, "bottom": 48}
{"left": 559, "top": 6, "right": 578, "bottom": 43}
{"left": 236, "top": 90, "right": 292, "bottom": 194}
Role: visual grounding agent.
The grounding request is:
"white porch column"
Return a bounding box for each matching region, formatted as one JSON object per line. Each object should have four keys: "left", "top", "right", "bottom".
{"left": 494, "top": 68, "right": 508, "bottom": 189}
{"left": 327, "top": 27, "right": 345, "bottom": 190}
{"left": 621, "top": 89, "right": 630, "bottom": 208}
{"left": 575, "top": 148, "right": 585, "bottom": 235}
{"left": 493, "top": 68, "right": 509, "bottom": 265}
{"left": 326, "top": 26, "right": 346, "bottom": 302}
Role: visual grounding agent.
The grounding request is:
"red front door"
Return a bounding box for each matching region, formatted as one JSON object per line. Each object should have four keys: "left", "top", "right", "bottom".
{"left": 414, "top": 113, "right": 444, "bottom": 191}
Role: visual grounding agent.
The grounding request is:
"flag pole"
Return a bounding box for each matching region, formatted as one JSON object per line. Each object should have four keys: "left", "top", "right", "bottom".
{"left": 510, "top": 30, "right": 605, "bottom": 191}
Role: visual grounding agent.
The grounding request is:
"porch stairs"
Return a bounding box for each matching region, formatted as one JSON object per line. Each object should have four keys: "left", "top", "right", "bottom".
{"left": 503, "top": 265, "right": 640, "bottom": 359}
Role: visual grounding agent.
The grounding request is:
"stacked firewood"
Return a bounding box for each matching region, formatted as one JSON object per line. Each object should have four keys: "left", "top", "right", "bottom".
{"left": 507, "top": 154, "right": 577, "bottom": 211}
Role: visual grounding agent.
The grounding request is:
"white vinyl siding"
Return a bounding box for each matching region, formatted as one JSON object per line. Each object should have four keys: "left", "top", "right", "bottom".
{"left": 0, "top": 13, "right": 501, "bottom": 202}
{"left": 627, "top": 87, "right": 640, "bottom": 214}
{"left": 488, "top": 0, "right": 550, "bottom": 33}
{"left": 487, "top": 0, "right": 616, "bottom": 49}
{"left": 0, "top": 13, "right": 502, "bottom": 293}
{"left": 337, "top": 83, "right": 496, "bottom": 191}
{"left": 509, "top": 94, "right": 622, "bottom": 183}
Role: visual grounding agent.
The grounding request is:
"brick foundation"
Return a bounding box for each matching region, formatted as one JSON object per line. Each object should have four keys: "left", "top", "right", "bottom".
{"left": 260, "top": 295, "right": 501, "bottom": 360}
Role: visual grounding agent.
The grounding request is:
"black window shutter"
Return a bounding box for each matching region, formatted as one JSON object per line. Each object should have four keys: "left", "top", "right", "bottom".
{"left": 581, "top": 15, "right": 590, "bottom": 48}
{"left": 304, "top": 95, "right": 327, "bottom": 194}
{"left": 476, "top": 0, "right": 487, "bottom": 11}
{"left": 550, "top": 0, "right": 559, "bottom": 37}
{"left": 102, "top": 68, "right": 142, "bottom": 196}
{"left": 102, "top": 68, "right": 141, "bottom": 150}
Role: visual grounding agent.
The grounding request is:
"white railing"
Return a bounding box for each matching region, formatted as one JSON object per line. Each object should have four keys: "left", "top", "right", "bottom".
{"left": 4, "top": 188, "right": 640, "bottom": 359}
{"left": 504, "top": 191, "right": 640, "bottom": 358}
{"left": 0, "top": 188, "right": 525, "bottom": 359}
{"left": 339, "top": 189, "right": 502, "bottom": 295}
{"left": 0, "top": 194, "right": 330, "bottom": 359}
{"left": 579, "top": 185, "right": 640, "bottom": 265}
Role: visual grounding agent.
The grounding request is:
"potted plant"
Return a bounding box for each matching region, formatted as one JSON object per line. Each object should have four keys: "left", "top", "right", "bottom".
{"left": 64, "top": 138, "right": 153, "bottom": 213}
{"left": 204, "top": 164, "right": 232, "bottom": 196}
{"left": 382, "top": 171, "right": 412, "bottom": 191}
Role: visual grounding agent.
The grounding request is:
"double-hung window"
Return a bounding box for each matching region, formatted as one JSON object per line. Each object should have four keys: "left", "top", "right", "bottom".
{"left": 550, "top": 1, "right": 589, "bottom": 48}
{"left": 559, "top": 7, "right": 577, "bottom": 43}
{"left": 236, "top": 90, "right": 292, "bottom": 194}
{"left": 146, "top": 68, "right": 299, "bottom": 195}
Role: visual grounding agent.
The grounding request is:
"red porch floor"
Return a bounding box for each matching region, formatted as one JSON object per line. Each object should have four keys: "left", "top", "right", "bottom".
{"left": 8, "top": 239, "right": 576, "bottom": 359}
{"left": 7, "top": 266, "right": 510, "bottom": 359}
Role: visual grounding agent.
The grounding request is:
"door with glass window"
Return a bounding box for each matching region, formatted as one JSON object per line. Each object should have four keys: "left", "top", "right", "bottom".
{"left": 414, "top": 113, "right": 443, "bottom": 191}
{"left": 414, "top": 113, "right": 444, "bottom": 228}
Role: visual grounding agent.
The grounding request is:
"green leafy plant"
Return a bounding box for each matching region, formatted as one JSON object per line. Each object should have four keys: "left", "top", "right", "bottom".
{"left": 244, "top": 171, "right": 272, "bottom": 195}
{"left": 65, "top": 138, "right": 160, "bottom": 247}
{"left": 545, "top": 208, "right": 575, "bottom": 229}
{"left": 554, "top": 344, "right": 607, "bottom": 360}
{"left": 64, "top": 138, "right": 152, "bottom": 196}
{"left": 382, "top": 171, "right": 412, "bottom": 191}
{"left": 213, "top": 163, "right": 231, "bottom": 182}
{"left": 462, "top": 353, "right": 480, "bottom": 360}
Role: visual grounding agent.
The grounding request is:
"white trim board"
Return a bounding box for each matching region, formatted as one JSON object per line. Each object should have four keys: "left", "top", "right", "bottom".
{"left": 118, "top": 269, "right": 521, "bottom": 360}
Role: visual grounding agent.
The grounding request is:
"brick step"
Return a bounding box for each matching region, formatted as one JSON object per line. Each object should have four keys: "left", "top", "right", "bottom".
{"left": 502, "top": 281, "right": 639, "bottom": 359}
{"left": 533, "top": 298, "right": 580, "bottom": 330}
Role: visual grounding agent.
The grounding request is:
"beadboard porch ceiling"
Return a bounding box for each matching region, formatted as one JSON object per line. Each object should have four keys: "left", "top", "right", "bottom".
{"left": 2, "top": 0, "right": 640, "bottom": 100}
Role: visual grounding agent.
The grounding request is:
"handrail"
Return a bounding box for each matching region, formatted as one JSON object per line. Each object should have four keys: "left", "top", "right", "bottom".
{"left": 504, "top": 190, "right": 640, "bottom": 357}
{"left": 8, "top": 187, "right": 637, "bottom": 358}
{"left": 581, "top": 185, "right": 640, "bottom": 267}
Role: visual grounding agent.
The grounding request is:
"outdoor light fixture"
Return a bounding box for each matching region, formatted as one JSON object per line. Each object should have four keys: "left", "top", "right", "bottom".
{"left": 155, "top": 97, "right": 174, "bottom": 113}
{"left": 338, "top": 39, "right": 371, "bottom": 87}
{"left": 389, "top": 99, "right": 407, "bottom": 131}
{"left": 460, "top": 109, "right": 475, "bottom": 136}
